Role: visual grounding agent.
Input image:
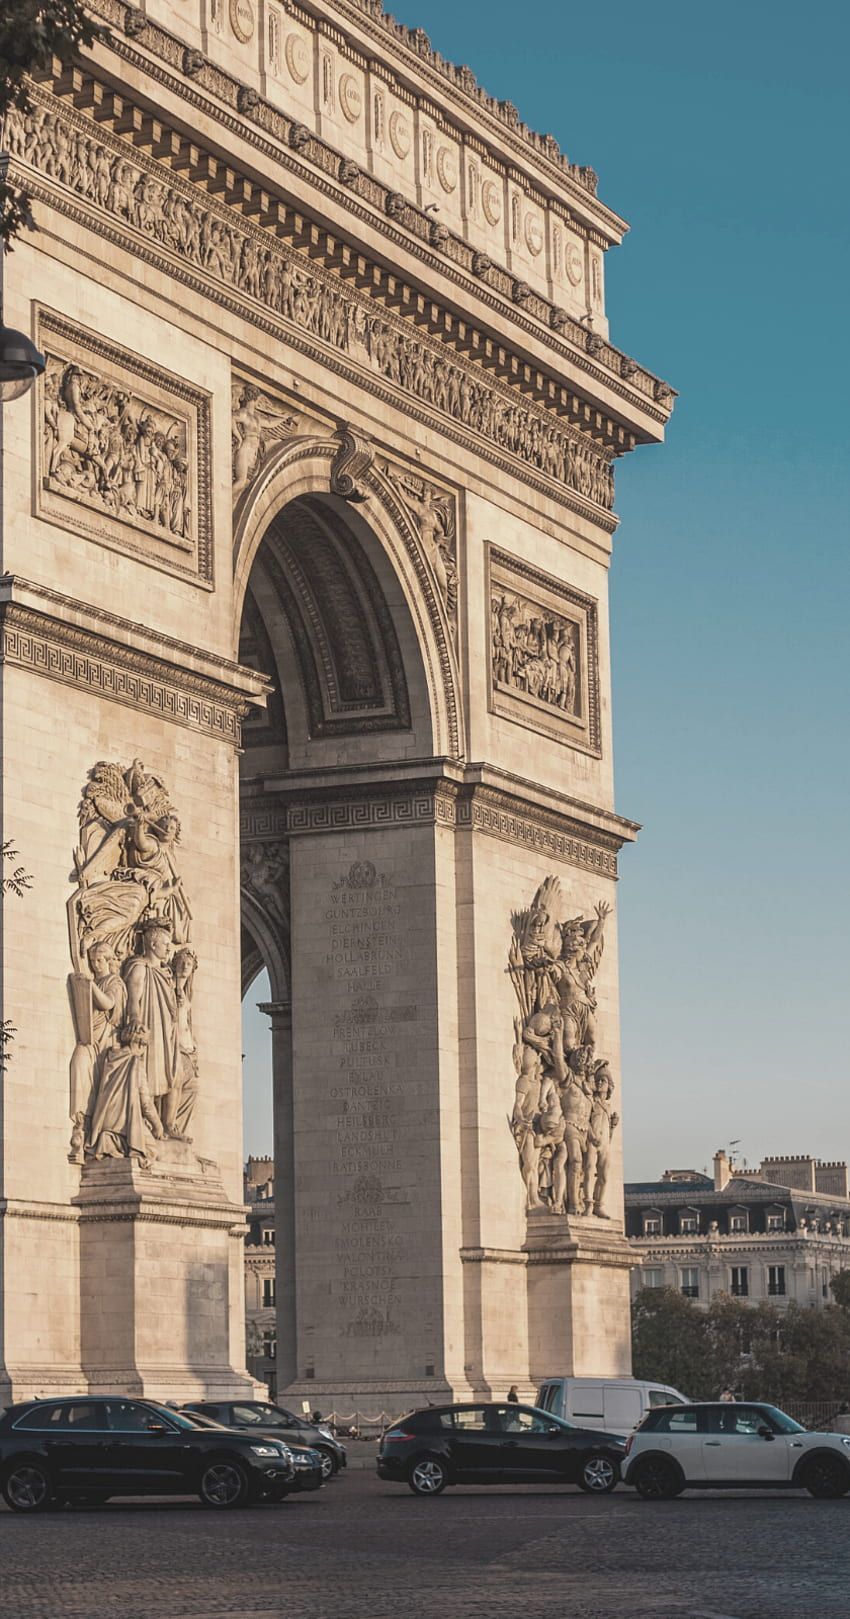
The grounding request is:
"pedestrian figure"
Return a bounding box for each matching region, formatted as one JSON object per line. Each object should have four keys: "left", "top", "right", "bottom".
{"left": 507, "top": 1385, "right": 519, "bottom": 1404}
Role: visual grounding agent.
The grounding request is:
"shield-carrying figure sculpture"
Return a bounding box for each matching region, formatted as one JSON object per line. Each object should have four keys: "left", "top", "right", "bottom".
{"left": 67, "top": 760, "right": 198, "bottom": 1164}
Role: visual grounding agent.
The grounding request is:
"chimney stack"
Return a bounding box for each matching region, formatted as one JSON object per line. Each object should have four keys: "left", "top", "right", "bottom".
{"left": 714, "top": 1150, "right": 731, "bottom": 1191}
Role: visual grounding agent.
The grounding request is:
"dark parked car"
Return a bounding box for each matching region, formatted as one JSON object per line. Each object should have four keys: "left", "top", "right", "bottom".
{"left": 176, "top": 1408, "right": 323, "bottom": 1493}
{"left": 377, "top": 1402, "right": 626, "bottom": 1496}
{"left": 183, "top": 1400, "right": 346, "bottom": 1481}
{"left": 0, "top": 1397, "right": 295, "bottom": 1513}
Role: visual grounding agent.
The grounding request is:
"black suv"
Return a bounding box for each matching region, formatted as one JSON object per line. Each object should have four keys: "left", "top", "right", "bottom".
{"left": 0, "top": 1397, "right": 295, "bottom": 1512}
{"left": 377, "top": 1402, "right": 626, "bottom": 1495}
{"left": 183, "top": 1400, "right": 346, "bottom": 1480}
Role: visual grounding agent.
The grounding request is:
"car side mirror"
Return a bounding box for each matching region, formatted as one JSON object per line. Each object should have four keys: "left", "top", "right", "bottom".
{"left": 757, "top": 1426, "right": 774, "bottom": 1440}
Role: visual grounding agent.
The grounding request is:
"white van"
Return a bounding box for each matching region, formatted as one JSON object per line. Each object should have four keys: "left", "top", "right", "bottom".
{"left": 536, "top": 1376, "right": 689, "bottom": 1437}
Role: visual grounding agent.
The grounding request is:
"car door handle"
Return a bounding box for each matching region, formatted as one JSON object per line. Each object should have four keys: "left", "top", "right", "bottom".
{"left": 500, "top": 1440, "right": 520, "bottom": 1448}
{"left": 705, "top": 1441, "right": 722, "bottom": 1446}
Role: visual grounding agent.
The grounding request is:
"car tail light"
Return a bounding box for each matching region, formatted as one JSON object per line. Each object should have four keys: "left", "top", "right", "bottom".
{"left": 383, "top": 1429, "right": 416, "bottom": 1442}
{"left": 624, "top": 1434, "right": 634, "bottom": 1457}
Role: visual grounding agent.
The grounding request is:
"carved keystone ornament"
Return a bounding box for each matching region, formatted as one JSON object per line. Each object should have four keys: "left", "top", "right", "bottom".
{"left": 508, "top": 877, "right": 618, "bottom": 1220}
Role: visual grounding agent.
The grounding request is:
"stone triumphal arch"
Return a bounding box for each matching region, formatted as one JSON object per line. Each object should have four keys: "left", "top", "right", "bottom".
{"left": 0, "top": 0, "right": 673, "bottom": 1409}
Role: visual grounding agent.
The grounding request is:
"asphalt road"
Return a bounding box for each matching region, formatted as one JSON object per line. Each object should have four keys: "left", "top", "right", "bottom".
{"left": 2, "top": 1465, "right": 848, "bottom": 1619}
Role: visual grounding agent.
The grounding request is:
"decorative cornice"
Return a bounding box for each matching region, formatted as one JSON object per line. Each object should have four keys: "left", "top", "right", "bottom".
{"left": 458, "top": 785, "right": 620, "bottom": 878}
{"left": 240, "top": 767, "right": 626, "bottom": 876}
{"left": 0, "top": 576, "right": 266, "bottom": 747}
{"left": 460, "top": 1246, "right": 527, "bottom": 1267}
{"left": 0, "top": 1199, "right": 81, "bottom": 1224}
{"left": 73, "top": 5, "right": 677, "bottom": 419}
{"left": 9, "top": 90, "right": 624, "bottom": 529}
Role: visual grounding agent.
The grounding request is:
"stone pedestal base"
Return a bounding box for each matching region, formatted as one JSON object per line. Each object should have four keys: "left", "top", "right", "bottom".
{"left": 72, "top": 1142, "right": 256, "bottom": 1401}
{"left": 523, "top": 1212, "right": 634, "bottom": 1381}
{"left": 281, "top": 1378, "right": 469, "bottom": 1423}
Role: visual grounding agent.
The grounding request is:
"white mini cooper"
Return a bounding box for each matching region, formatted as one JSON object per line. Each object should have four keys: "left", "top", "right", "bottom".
{"left": 622, "top": 1401, "right": 850, "bottom": 1499}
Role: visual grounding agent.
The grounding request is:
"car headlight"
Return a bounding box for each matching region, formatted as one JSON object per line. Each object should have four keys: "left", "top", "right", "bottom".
{"left": 318, "top": 1426, "right": 335, "bottom": 1441}
{"left": 841, "top": 1438, "right": 850, "bottom": 1448}
{"left": 250, "top": 1443, "right": 284, "bottom": 1457}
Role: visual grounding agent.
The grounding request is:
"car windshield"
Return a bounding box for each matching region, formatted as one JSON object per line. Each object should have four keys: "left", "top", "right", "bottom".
{"left": 760, "top": 1405, "right": 806, "bottom": 1434}
{"left": 146, "top": 1404, "right": 199, "bottom": 1431}
{"left": 234, "top": 1403, "right": 290, "bottom": 1427}
{"left": 527, "top": 1406, "right": 576, "bottom": 1433}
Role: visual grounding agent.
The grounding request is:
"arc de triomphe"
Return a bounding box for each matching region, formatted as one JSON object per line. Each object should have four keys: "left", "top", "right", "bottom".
{"left": 0, "top": 0, "right": 673, "bottom": 1410}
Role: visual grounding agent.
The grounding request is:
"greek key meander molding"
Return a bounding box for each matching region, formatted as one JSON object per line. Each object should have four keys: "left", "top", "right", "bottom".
{"left": 0, "top": 600, "right": 254, "bottom": 746}
{"left": 37, "top": 308, "right": 213, "bottom": 587}
{"left": 10, "top": 94, "right": 624, "bottom": 527}
{"left": 240, "top": 784, "right": 620, "bottom": 876}
{"left": 79, "top": 4, "right": 673, "bottom": 422}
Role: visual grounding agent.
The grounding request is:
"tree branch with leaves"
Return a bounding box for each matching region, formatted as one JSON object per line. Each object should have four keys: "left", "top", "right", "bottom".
{"left": 0, "top": 841, "right": 33, "bottom": 1069}
{"left": 0, "top": 0, "right": 103, "bottom": 249}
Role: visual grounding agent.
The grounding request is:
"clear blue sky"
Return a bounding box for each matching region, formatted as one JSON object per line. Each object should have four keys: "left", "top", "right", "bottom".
{"left": 243, "top": 0, "right": 850, "bottom": 1179}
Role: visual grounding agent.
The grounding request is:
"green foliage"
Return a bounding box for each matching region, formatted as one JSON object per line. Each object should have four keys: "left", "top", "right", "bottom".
{"left": 632, "top": 1286, "right": 850, "bottom": 1404}
{"left": 0, "top": 842, "right": 31, "bottom": 1069}
{"left": 0, "top": 1, "right": 103, "bottom": 248}
{"left": 1, "top": 841, "right": 33, "bottom": 897}
{"left": 829, "top": 1271, "right": 850, "bottom": 1312}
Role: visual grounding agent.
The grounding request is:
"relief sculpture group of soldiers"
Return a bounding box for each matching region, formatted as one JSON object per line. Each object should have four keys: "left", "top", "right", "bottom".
{"left": 509, "top": 877, "right": 618, "bottom": 1217}
{"left": 67, "top": 762, "right": 199, "bottom": 1167}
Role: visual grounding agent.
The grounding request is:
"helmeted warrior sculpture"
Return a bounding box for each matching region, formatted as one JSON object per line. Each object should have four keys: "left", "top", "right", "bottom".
{"left": 508, "top": 875, "right": 618, "bottom": 1217}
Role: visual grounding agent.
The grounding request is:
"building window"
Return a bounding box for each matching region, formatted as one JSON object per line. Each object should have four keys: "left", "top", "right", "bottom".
{"left": 766, "top": 1212, "right": 785, "bottom": 1232}
{"left": 263, "top": 1330, "right": 276, "bottom": 1360}
{"left": 262, "top": 1279, "right": 276, "bottom": 1308}
{"left": 767, "top": 1265, "right": 786, "bottom": 1296}
{"left": 731, "top": 1266, "right": 749, "bottom": 1297}
{"left": 680, "top": 1267, "right": 700, "bottom": 1299}
{"left": 643, "top": 1215, "right": 662, "bottom": 1236}
{"left": 262, "top": 1229, "right": 275, "bottom": 1246}
{"left": 643, "top": 1268, "right": 664, "bottom": 1289}
{"left": 730, "top": 1213, "right": 748, "bottom": 1234}
{"left": 679, "top": 1213, "right": 698, "bottom": 1235}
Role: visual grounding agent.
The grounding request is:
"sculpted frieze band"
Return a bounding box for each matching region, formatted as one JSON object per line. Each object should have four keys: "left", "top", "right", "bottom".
{"left": 9, "top": 101, "right": 615, "bottom": 515}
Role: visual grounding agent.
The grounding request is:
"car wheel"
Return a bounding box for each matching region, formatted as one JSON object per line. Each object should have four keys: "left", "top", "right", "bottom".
{"left": 3, "top": 1460, "right": 52, "bottom": 1513}
{"left": 315, "top": 1447, "right": 336, "bottom": 1481}
{"left": 578, "top": 1453, "right": 619, "bottom": 1494}
{"left": 198, "top": 1459, "right": 250, "bottom": 1509}
{"left": 408, "top": 1456, "right": 448, "bottom": 1497}
{"left": 801, "top": 1455, "right": 850, "bottom": 1499}
{"left": 632, "top": 1456, "right": 683, "bottom": 1500}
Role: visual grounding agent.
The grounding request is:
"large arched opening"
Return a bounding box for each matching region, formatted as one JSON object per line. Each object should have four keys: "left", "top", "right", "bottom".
{"left": 234, "top": 441, "right": 459, "bottom": 1396}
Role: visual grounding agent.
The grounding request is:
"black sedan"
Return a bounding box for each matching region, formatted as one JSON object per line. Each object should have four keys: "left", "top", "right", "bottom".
{"left": 183, "top": 1400, "right": 346, "bottom": 1480}
{"left": 176, "top": 1408, "right": 323, "bottom": 1493}
{"left": 377, "top": 1402, "right": 626, "bottom": 1496}
{"left": 0, "top": 1396, "right": 296, "bottom": 1512}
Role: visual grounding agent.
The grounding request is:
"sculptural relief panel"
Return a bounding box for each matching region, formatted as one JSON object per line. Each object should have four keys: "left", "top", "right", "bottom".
{"left": 508, "top": 876, "right": 618, "bottom": 1221}
{"left": 35, "top": 309, "right": 212, "bottom": 588}
{"left": 488, "top": 548, "right": 600, "bottom": 755}
{"left": 67, "top": 760, "right": 201, "bottom": 1167}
